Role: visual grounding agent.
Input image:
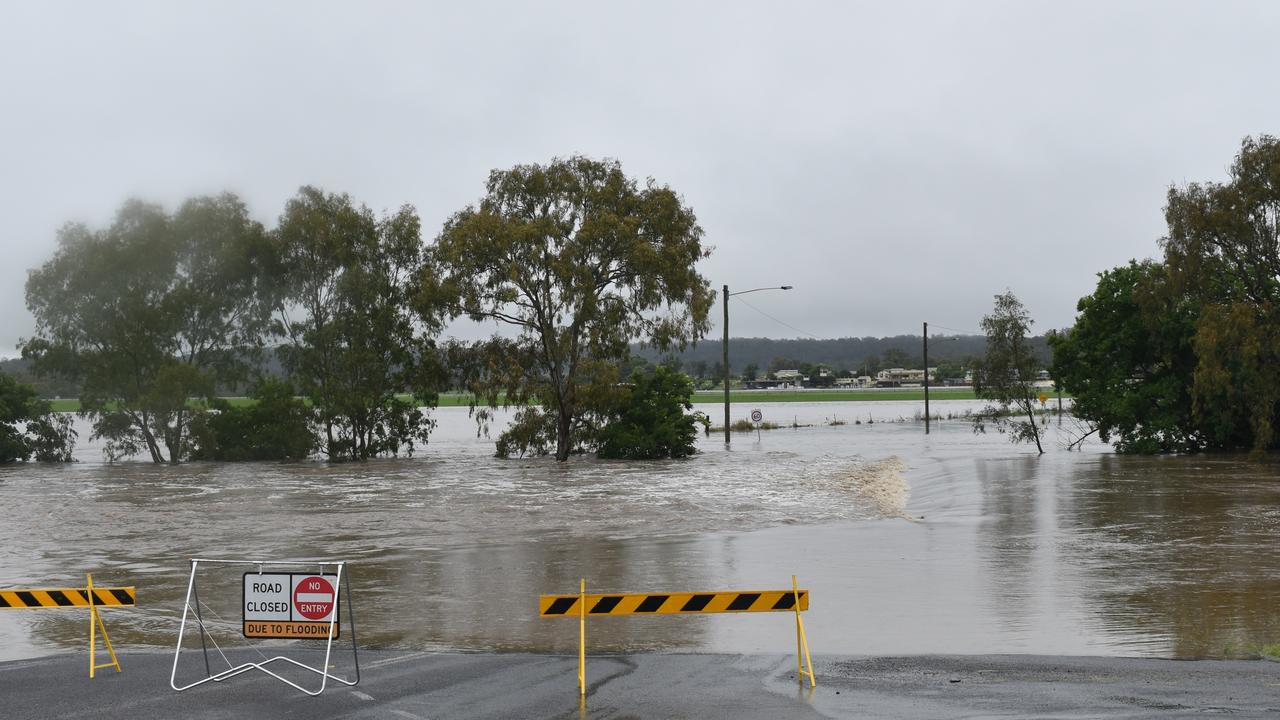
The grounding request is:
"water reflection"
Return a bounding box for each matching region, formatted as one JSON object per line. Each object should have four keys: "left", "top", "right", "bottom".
{"left": 977, "top": 455, "right": 1047, "bottom": 636}
{"left": 1067, "top": 455, "right": 1280, "bottom": 657}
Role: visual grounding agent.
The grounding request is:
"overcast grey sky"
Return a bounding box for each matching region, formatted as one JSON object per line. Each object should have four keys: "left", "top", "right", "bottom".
{"left": 3, "top": 1, "right": 1277, "bottom": 353}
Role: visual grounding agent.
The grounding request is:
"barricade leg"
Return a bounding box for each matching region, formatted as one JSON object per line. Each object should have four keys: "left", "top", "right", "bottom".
{"left": 578, "top": 577, "right": 586, "bottom": 697}
{"left": 792, "top": 575, "right": 815, "bottom": 688}
{"left": 87, "top": 573, "right": 122, "bottom": 678}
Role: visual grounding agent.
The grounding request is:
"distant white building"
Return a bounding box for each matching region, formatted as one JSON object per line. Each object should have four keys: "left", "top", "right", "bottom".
{"left": 874, "top": 367, "right": 937, "bottom": 387}
{"left": 773, "top": 369, "right": 803, "bottom": 388}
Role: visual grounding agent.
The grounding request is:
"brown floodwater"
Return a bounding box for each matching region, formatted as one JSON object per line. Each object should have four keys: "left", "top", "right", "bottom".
{"left": 1, "top": 401, "right": 1278, "bottom": 661}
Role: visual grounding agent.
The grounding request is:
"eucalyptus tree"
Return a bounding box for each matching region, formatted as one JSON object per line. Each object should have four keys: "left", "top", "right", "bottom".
{"left": 1049, "top": 261, "right": 1199, "bottom": 453}
{"left": 422, "top": 156, "right": 715, "bottom": 461}
{"left": 270, "top": 187, "right": 444, "bottom": 461}
{"left": 971, "top": 291, "right": 1045, "bottom": 454}
{"left": 24, "top": 194, "right": 270, "bottom": 462}
{"left": 1052, "top": 136, "right": 1280, "bottom": 454}
{"left": 1163, "top": 135, "right": 1280, "bottom": 453}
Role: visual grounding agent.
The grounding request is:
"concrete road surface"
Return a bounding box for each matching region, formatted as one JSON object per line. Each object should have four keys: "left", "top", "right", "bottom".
{"left": 3, "top": 650, "right": 1279, "bottom": 719}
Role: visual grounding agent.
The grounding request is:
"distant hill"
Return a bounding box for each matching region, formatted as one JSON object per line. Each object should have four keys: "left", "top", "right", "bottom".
{"left": 5, "top": 335, "right": 1057, "bottom": 399}
{"left": 632, "top": 334, "right": 1055, "bottom": 374}
{"left": 0, "top": 357, "right": 79, "bottom": 398}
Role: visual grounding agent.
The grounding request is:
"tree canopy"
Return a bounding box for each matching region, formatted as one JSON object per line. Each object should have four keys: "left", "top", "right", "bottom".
{"left": 422, "top": 156, "right": 715, "bottom": 460}
{"left": 23, "top": 194, "right": 270, "bottom": 462}
{"left": 597, "top": 365, "right": 702, "bottom": 460}
{"left": 972, "top": 291, "right": 1044, "bottom": 454}
{"left": 1164, "top": 135, "right": 1280, "bottom": 453}
{"left": 271, "top": 187, "right": 445, "bottom": 462}
{"left": 1055, "top": 135, "right": 1280, "bottom": 454}
{"left": 0, "top": 370, "right": 76, "bottom": 463}
{"left": 1050, "top": 261, "right": 1198, "bottom": 453}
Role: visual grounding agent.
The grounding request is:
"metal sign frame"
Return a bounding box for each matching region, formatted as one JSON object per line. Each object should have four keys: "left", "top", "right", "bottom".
{"left": 170, "top": 558, "right": 360, "bottom": 696}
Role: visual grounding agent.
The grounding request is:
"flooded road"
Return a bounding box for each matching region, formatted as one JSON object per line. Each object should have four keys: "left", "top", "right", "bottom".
{"left": 1, "top": 400, "right": 1278, "bottom": 661}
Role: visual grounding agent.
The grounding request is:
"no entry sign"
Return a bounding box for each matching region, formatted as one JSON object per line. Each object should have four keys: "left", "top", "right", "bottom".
{"left": 243, "top": 573, "right": 340, "bottom": 639}
{"left": 293, "top": 575, "right": 335, "bottom": 620}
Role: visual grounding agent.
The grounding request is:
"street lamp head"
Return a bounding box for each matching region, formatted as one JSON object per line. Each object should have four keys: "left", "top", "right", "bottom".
{"left": 780, "top": 285, "right": 793, "bottom": 290}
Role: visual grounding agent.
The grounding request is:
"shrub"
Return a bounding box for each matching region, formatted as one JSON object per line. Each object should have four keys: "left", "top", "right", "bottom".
{"left": 191, "top": 379, "right": 315, "bottom": 461}
{"left": 0, "top": 371, "right": 75, "bottom": 463}
{"left": 597, "top": 366, "right": 700, "bottom": 460}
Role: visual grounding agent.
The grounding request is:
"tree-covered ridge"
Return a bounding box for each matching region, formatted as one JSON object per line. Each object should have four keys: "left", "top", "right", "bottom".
{"left": 630, "top": 335, "right": 1055, "bottom": 377}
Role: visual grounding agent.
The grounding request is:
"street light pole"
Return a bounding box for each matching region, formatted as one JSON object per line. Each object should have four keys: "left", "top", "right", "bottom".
{"left": 723, "top": 284, "right": 793, "bottom": 445}
{"left": 723, "top": 284, "right": 730, "bottom": 444}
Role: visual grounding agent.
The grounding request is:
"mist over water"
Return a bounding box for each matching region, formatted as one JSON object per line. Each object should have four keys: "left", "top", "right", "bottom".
{"left": 1, "top": 400, "right": 1277, "bottom": 661}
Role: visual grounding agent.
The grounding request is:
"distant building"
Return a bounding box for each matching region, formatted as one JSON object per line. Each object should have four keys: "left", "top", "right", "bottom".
{"left": 772, "top": 369, "right": 803, "bottom": 388}
{"left": 874, "top": 367, "right": 937, "bottom": 387}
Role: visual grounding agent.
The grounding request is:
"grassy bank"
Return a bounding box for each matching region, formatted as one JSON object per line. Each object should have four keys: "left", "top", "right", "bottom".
{"left": 691, "top": 388, "right": 985, "bottom": 403}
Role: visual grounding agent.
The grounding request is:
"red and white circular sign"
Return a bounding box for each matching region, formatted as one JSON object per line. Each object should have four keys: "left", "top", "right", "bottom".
{"left": 292, "top": 575, "right": 335, "bottom": 620}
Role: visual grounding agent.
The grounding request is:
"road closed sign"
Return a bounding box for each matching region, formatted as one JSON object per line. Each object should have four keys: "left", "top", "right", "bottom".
{"left": 243, "top": 573, "right": 340, "bottom": 639}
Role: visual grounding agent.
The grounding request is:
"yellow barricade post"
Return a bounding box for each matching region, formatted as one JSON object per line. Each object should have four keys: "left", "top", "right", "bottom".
{"left": 87, "top": 573, "right": 122, "bottom": 677}
{"left": 540, "top": 577, "right": 815, "bottom": 695}
{"left": 0, "top": 574, "right": 135, "bottom": 677}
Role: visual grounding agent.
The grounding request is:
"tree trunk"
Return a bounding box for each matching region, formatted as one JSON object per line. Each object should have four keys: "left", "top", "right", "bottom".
{"left": 138, "top": 413, "right": 164, "bottom": 464}
{"left": 1024, "top": 398, "right": 1044, "bottom": 454}
{"left": 165, "top": 411, "right": 185, "bottom": 465}
{"left": 554, "top": 405, "right": 573, "bottom": 462}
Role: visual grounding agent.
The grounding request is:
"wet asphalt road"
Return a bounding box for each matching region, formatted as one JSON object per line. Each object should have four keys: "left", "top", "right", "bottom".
{"left": 4, "top": 650, "right": 1280, "bottom": 719}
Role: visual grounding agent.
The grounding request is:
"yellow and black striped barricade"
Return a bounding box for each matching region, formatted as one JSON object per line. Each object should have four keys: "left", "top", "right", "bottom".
{"left": 539, "top": 575, "right": 815, "bottom": 696}
{"left": 0, "top": 573, "right": 134, "bottom": 677}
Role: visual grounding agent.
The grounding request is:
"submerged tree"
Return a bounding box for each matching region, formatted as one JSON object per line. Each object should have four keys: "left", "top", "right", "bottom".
{"left": 422, "top": 156, "right": 715, "bottom": 461}
{"left": 189, "top": 379, "right": 315, "bottom": 461}
{"left": 1163, "top": 135, "right": 1280, "bottom": 453}
{"left": 23, "top": 195, "right": 270, "bottom": 463}
{"left": 597, "top": 365, "right": 701, "bottom": 460}
{"left": 0, "top": 371, "right": 76, "bottom": 463}
{"left": 270, "top": 187, "right": 445, "bottom": 462}
{"left": 1055, "top": 136, "right": 1280, "bottom": 455}
{"left": 972, "top": 291, "right": 1045, "bottom": 454}
{"left": 1050, "top": 261, "right": 1199, "bottom": 453}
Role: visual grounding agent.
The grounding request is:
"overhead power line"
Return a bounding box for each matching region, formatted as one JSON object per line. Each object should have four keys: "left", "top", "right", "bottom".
{"left": 732, "top": 296, "right": 824, "bottom": 340}
{"left": 927, "top": 322, "right": 982, "bottom": 336}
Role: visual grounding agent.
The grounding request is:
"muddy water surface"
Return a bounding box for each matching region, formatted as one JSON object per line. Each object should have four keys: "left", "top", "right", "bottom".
{"left": 1, "top": 401, "right": 1277, "bottom": 661}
